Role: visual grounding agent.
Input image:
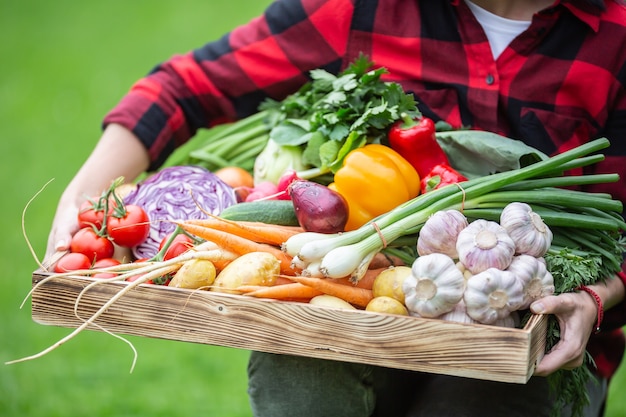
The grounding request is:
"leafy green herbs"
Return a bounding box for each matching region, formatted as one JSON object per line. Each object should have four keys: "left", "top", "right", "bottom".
{"left": 167, "top": 55, "right": 420, "bottom": 176}
{"left": 541, "top": 232, "right": 625, "bottom": 417}
{"left": 260, "top": 54, "right": 419, "bottom": 174}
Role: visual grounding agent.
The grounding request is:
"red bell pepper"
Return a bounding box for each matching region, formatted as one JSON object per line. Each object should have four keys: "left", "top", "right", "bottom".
{"left": 387, "top": 113, "right": 448, "bottom": 178}
{"left": 420, "top": 164, "right": 468, "bottom": 194}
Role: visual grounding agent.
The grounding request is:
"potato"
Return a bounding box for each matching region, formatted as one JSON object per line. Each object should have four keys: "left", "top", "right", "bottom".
{"left": 212, "top": 251, "right": 280, "bottom": 293}
{"left": 309, "top": 294, "right": 356, "bottom": 310}
{"left": 371, "top": 266, "right": 412, "bottom": 304}
{"left": 365, "top": 296, "right": 409, "bottom": 316}
{"left": 169, "top": 259, "right": 216, "bottom": 289}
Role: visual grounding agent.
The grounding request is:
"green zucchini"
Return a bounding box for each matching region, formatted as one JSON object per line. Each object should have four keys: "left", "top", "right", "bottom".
{"left": 219, "top": 200, "right": 300, "bottom": 226}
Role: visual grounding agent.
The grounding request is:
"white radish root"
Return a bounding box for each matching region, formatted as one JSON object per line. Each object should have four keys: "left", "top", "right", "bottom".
{"left": 9, "top": 247, "right": 240, "bottom": 371}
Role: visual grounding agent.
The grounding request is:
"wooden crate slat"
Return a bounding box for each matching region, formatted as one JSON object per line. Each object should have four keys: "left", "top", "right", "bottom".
{"left": 31, "top": 272, "right": 546, "bottom": 384}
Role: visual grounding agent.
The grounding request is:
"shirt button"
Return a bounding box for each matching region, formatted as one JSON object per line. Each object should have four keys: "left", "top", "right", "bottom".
{"left": 485, "top": 74, "right": 495, "bottom": 85}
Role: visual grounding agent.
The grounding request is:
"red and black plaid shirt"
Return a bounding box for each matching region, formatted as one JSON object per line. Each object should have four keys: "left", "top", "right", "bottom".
{"left": 105, "top": 0, "right": 626, "bottom": 378}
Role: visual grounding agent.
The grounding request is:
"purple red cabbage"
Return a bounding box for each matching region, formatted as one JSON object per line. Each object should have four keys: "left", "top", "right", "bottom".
{"left": 124, "top": 166, "right": 237, "bottom": 259}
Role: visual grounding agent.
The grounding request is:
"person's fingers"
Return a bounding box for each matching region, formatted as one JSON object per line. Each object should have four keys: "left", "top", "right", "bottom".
{"left": 530, "top": 293, "right": 575, "bottom": 316}
{"left": 45, "top": 205, "right": 80, "bottom": 259}
{"left": 531, "top": 292, "right": 596, "bottom": 376}
{"left": 534, "top": 340, "right": 586, "bottom": 376}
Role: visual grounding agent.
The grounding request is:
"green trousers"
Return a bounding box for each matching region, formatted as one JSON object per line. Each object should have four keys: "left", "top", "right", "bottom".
{"left": 247, "top": 352, "right": 607, "bottom": 417}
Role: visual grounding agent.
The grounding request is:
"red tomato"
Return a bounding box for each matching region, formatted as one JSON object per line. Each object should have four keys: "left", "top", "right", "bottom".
{"left": 92, "top": 272, "right": 117, "bottom": 278}
{"left": 54, "top": 252, "right": 91, "bottom": 273}
{"left": 92, "top": 258, "right": 121, "bottom": 278}
{"left": 70, "top": 228, "right": 115, "bottom": 262}
{"left": 107, "top": 205, "right": 150, "bottom": 248}
{"left": 93, "top": 258, "right": 121, "bottom": 268}
{"left": 77, "top": 198, "right": 115, "bottom": 229}
{"left": 126, "top": 258, "right": 148, "bottom": 283}
{"left": 159, "top": 233, "right": 193, "bottom": 260}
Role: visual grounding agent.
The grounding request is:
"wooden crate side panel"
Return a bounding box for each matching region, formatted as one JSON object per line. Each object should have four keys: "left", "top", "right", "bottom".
{"left": 526, "top": 313, "right": 548, "bottom": 379}
{"left": 31, "top": 274, "right": 543, "bottom": 384}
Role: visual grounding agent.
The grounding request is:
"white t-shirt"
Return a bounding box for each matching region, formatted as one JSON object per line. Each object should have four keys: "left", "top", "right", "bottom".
{"left": 465, "top": 1, "right": 532, "bottom": 59}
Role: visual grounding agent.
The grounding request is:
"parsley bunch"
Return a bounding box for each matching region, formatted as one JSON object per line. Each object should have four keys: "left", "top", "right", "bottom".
{"left": 261, "top": 54, "right": 420, "bottom": 175}
{"left": 172, "top": 55, "right": 418, "bottom": 175}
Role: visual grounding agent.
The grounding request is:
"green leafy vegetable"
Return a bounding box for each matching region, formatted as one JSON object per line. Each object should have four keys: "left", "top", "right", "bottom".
{"left": 164, "top": 111, "right": 270, "bottom": 171}
{"left": 435, "top": 130, "right": 549, "bottom": 178}
{"left": 165, "top": 55, "right": 419, "bottom": 178}
{"left": 260, "top": 54, "right": 420, "bottom": 175}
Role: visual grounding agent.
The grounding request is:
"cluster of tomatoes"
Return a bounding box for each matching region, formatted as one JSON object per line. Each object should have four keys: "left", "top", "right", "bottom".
{"left": 54, "top": 189, "right": 151, "bottom": 275}
{"left": 53, "top": 183, "right": 203, "bottom": 286}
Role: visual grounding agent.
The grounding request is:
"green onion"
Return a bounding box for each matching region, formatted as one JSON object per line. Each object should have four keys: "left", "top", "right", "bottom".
{"left": 285, "top": 138, "right": 624, "bottom": 279}
{"left": 163, "top": 110, "right": 271, "bottom": 171}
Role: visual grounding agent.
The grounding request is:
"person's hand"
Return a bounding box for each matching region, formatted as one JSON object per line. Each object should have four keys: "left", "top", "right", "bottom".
{"left": 530, "top": 291, "right": 598, "bottom": 376}
{"left": 45, "top": 196, "right": 81, "bottom": 260}
{"left": 530, "top": 276, "right": 624, "bottom": 376}
{"left": 43, "top": 123, "right": 151, "bottom": 263}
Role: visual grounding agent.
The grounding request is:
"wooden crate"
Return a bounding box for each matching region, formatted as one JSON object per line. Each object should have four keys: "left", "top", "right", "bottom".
{"left": 31, "top": 271, "right": 547, "bottom": 384}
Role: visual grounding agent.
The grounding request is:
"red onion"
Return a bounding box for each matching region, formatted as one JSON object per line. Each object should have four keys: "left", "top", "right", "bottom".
{"left": 288, "top": 180, "right": 348, "bottom": 234}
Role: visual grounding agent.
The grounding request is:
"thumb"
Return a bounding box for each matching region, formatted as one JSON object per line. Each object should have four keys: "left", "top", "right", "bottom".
{"left": 45, "top": 226, "right": 76, "bottom": 260}
{"left": 530, "top": 294, "right": 562, "bottom": 315}
{"left": 54, "top": 236, "right": 72, "bottom": 252}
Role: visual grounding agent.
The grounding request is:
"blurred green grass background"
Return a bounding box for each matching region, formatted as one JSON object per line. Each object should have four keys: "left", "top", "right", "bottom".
{"left": 0, "top": 1, "right": 269, "bottom": 416}
{"left": 0, "top": 1, "right": 624, "bottom": 416}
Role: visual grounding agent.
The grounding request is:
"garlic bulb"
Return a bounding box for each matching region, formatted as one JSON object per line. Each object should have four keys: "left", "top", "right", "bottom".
{"left": 403, "top": 253, "right": 466, "bottom": 318}
{"left": 417, "top": 210, "right": 469, "bottom": 258}
{"left": 456, "top": 261, "right": 473, "bottom": 280}
{"left": 437, "top": 300, "right": 478, "bottom": 324}
{"left": 492, "top": 311, "right": 519, "bottom": 328}
{"left": 439, "top": 300, "right": 519, "bottom": 327}
{"left": 456, "top": 219, "right": 516, "bottom": 274}
{"left": 500, "top": 202, "right": 553, "bottom": 257}
{"left": 464, "top": 268, "right": 524, "bottom": 324}
{"left": 506, "top": 254, "right": 555, "bottom": 309}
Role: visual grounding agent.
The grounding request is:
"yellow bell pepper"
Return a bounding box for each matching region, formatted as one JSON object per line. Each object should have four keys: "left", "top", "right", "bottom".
{"left": 329, "top": 144, "right": 420, "bottom": 231}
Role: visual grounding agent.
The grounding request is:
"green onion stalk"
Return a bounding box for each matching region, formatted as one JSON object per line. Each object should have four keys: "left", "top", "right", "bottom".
{"left": 284, "top": 138, "right": 623, "bottom": 280}
{"left": 163, "top": 111, "right": 271, "bottom": 171}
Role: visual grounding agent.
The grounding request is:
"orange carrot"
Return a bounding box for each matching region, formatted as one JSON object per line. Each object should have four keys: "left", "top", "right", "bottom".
{"left": 244, "top": 282, "right": 323, "bottom": 300}
{"left": 182, "top": 216, "right": 303, "bottom": 246}
{"left": 333, "top": 267, "right": 385, "bottom": 290}
{"left": 176, "top": 221, "right": 300, "bottom": 275}
{"left": 369, "top": 252, "right": 406, "bottom": 269}
{"left": 283, "top": 275, "right": 374, "bottom": 308}
{"left": 274, "top": 276, "right": 296, "bottom": 286}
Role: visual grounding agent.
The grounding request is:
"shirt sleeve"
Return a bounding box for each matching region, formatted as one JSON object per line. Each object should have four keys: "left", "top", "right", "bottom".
{"left": 102, "top": 0, "right": 356, "bottom": 170}
{"left": 593, "top": 44, "right": 626, "bottom": 328}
